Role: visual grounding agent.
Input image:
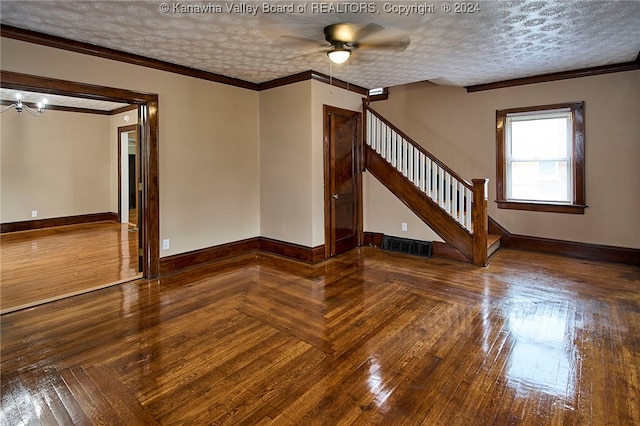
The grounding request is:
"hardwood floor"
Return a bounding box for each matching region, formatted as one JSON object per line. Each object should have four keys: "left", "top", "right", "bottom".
{"left": 0, "top": 221, "right": 140, "bottom": 313}
{"left": 1, "top": 247, "right": 639, "bottom": 424}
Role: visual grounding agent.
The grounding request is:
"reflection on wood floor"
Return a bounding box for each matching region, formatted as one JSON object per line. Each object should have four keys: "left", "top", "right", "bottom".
{"left": 0, "top": 221, "right": 140, "bottom": 313}
{"left": 1, "top": 247, "right": 639, "bottom": 424}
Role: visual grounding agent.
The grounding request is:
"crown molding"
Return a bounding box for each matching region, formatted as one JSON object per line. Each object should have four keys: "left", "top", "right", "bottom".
{"left": 258, "top": 70, "right": 367, "bottom": 95}
{"left": 1, "top": 24, "right": 260, "bottom": 90}
{"left": 1, "top": 24, "right": 368, "bottom": 96}
{"left": 466, "top": 58, "right": 640, "bottom": 92}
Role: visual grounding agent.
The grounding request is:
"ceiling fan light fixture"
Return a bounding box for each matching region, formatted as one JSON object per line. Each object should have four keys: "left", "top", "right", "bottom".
{"left": 327, "top": 48, "right": 351, "bottom": 64}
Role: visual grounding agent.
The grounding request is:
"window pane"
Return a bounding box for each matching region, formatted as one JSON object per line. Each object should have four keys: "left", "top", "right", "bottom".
{"left": 510, "top": 117, "right": 570, "bottom": 159}
{"left": 510, "top": 160, "right": 570, "bottom": 202}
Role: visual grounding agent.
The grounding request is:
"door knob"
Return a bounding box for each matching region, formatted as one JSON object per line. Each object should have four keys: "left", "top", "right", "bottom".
{"left": 332, "top": 193, "right": 339, "bottom": 200}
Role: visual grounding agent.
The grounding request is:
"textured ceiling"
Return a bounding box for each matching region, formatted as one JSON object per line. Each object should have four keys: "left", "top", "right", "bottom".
{"left": 1, "top": 0, "right": 639, "bottom": 89}
{"left": 0, "top": 88, "right": 131, "bottom": 111}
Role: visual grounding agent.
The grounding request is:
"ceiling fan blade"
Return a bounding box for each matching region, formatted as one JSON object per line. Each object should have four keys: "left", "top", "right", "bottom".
{"left": 281, "top": 34, "right": 326, "bottom": 47}
{"left": 353, "top": 23, "right": 384, "bottom": 41}
{"left": 357, "top": 37, "right": 410, "bottom": 51}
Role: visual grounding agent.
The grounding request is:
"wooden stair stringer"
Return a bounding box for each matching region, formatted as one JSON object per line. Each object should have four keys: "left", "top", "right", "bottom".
{"left": 365, "top": 145, "right": 474, "bottom": 262}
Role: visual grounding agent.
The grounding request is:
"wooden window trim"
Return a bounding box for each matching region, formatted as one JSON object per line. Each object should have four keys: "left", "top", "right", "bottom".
{"left": 496, "top": 101, "right": 586, "bottom": 214}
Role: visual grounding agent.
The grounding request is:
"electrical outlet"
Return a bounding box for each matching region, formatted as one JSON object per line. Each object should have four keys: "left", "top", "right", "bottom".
{"left": 31, "top": 210, "right": 38, "bottom": 218}
{"left": 162, "top": 239, "right": 170, "bottom": 250}
{"left": 401, "top": 222, "right": 408, "bottom": 232}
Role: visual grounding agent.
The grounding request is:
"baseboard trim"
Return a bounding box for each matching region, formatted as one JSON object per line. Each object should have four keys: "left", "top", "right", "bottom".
{"left": 362, "top": 232, "right": 384, "bottom": 247}
{"left": 489, "top": 217, "right": 640, "bottom": 266}
{"left": 159, "top": 237, "right": 260, "bottom": 275}
{"left": 1, "top": 212, "right": 119, "bottom": 233}
{"left": 364, "top": 228, "right": 639, "bottom": 266}
{"left": 259, "top": 237, "right": 325, "bottom": 264}
{"left": 504, "top": 235, "right": 639, "bottom": 266}
{"left": 159, "top": 237, "right": 326, "bottom": 275}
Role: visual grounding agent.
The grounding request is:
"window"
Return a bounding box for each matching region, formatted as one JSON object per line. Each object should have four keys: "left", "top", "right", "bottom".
{"left": 496, "top": 102, "right": 586, "bottom": 214}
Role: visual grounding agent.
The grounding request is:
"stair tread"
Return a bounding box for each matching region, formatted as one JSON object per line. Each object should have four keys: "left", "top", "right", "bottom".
{"left": 487, "top": 234, "right": 501, "bottom": 248}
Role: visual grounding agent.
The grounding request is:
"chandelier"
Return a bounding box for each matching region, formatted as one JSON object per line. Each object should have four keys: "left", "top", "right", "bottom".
{"left": 1, "top": 93, "right": 48, "bottom": 117}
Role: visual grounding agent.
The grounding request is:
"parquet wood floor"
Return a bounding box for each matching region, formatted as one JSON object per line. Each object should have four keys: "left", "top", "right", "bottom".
{"left": 0, "top": 222, "right": 140, "bottom": 313}
{"left": 1, "top": 247, "right": 639, "bottom": 425}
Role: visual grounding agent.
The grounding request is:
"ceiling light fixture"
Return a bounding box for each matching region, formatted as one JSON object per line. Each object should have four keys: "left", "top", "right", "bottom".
{"left": 327, "top": 43, "right": 351, "bottom": 64}
{"left": 1, "top": 92, "right": 48, "bottom": 117}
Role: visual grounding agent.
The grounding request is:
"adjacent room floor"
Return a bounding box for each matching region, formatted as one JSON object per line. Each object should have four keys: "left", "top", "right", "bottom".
{"left": 0, "top": 221, "right": 141, "bottom": 313}
{"left": 1, "top": 247, "right": 638, "bottom": 424}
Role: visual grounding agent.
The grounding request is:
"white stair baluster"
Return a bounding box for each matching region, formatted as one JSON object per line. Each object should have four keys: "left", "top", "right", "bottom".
{"left": 466, "top": 187, "right": 472, "bottom": 231}
{"left": 445, "top": 173, "right": 451, "bottom": 214}
{"left": 420, "top": 153, "right": 426, "bottom": 192}
{"left": 438, "top": 167, "right": 443, "bottom": 205}
{"left": 387, "top": 127, "right": 393, "bottom": 162}
{"left": 391, "top": 132, "right": 397, "bottom": 167}
{"left": 366, "top": 112, "right": 371, "bottom": 146}
{"left": 452, "top": 179, "right": 458, "bottom": 222}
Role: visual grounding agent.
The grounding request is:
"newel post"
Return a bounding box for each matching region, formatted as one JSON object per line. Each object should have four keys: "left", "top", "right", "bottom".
{"left": 471, "top": 178, "right": 489, "bottom": 266}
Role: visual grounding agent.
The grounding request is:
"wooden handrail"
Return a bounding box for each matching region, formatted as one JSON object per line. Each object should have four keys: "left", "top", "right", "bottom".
{"left": 363, "top": 100, "right": 491, "bottom": 266}
{"left": 364, "top": 103, "right": 472, "bottom": 191}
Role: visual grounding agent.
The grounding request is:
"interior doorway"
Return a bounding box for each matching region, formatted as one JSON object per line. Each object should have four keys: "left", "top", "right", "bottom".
{"left": 1, "top": 70, "right": 160, "bottom": 278}
{"left": 119, "top": 124, "right": 140, "bottom": 229}
{"left": 323, "top": 105, "right": 363, "bottom": 258}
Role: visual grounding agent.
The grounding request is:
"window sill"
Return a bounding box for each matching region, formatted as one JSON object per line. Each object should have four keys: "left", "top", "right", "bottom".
{"left": 496, "top": 200, "right": 587, "bottom": 214}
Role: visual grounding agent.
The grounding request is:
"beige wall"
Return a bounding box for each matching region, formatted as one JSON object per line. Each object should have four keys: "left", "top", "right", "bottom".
{"left": 259, "top": 81, "right": 313, "bottom": 246}
{"left": 1, "top": 109, "right": 111, "bottom": 222}
{"left": 369, "top": 70, "right": 640, "bottom": 248}
{"left": 259, "top": 80, "right": 364, "bottom": 247}
{"left": 1, "top": 37, "right": 261, "bottom": 257}
{"left": 364, "top": 175, "right": 443, "bottom": 241}
{"left": 5, "top": 36, "right": 634, "bottom": 254}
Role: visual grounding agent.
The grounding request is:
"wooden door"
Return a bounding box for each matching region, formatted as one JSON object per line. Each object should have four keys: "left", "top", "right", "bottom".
{"left": 324, "top": 105, "right": 362, "bottom": 258}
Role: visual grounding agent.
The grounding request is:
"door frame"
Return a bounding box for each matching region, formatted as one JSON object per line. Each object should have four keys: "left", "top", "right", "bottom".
{"left": 117, "top": 123, "right": 139, "bottom": 225}
{"left": 1, "top": 70, "right": 160, "bottom": 278}
{"left": 323, "top": 104, "right": 363, "bottom": 259}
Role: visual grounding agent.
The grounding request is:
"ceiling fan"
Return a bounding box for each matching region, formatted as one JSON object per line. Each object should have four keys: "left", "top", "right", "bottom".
{"left": 283, "top": 23, "right": 410, "bottom": 64}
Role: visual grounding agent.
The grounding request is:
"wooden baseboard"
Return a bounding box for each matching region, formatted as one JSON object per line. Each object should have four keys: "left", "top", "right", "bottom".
{"left": 362, "top": 232, "right": 384, "bottom": 247}
{"left": 159, "top": 237, "right": 260, "bottom": 275}
{"left": 489, "top": 217, "right": 640, "bottom": 266}
{"left": 159, "top": 237, "right": 326, "bottom": 275}
{"left": 260, "top": 237, "right": 325, "bottom": 264}
{"left": 364, "top": 228, "right": 639, "bottom": 267}
{"left": 1, "top": 212, "right": 119, "bottom": 233}
{"left": 504, "top": 235, "right": 639, "bottom": 266}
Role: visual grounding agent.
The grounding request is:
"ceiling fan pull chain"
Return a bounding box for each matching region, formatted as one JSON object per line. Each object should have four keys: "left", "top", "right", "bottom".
{"left": 330, "top": 59, "right": 333, "bottom": 87}
{"left": 347, "top": 60, "right": 350, "bottom": 91}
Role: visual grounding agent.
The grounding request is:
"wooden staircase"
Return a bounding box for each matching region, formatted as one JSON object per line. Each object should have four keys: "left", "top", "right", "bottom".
{"left": 363, "top": 102, "right": 500, "bottom": 265}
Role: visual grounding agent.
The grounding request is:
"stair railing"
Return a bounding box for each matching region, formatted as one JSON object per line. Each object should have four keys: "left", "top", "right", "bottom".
{"left": 363, "top": 102, "right": 489, "bottom": 265}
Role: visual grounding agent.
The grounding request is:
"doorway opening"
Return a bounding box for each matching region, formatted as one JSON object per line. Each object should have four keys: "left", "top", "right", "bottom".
{"left": 1, "top": 70, "right": 159, "bottom": 279}
{"left": 118, "top": 124, "right": 140, "bottom": 230}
